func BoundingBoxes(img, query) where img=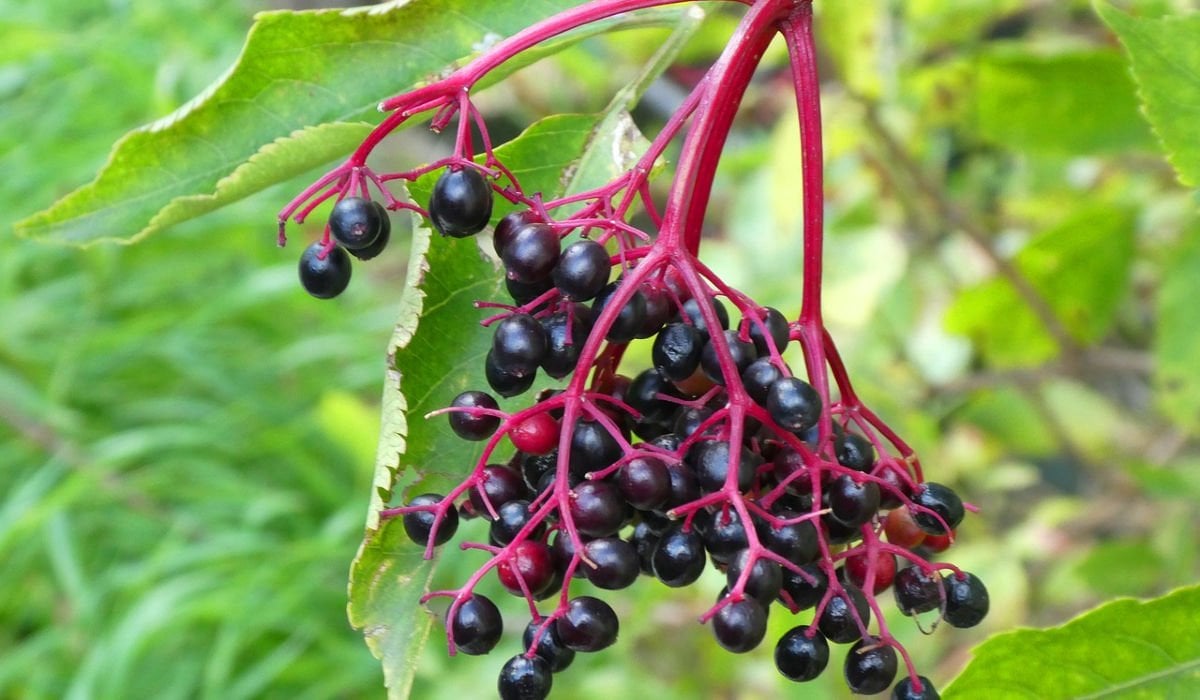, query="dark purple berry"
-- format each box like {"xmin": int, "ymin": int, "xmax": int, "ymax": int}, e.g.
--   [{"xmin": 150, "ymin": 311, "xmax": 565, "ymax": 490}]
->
[
  {"xmin": 910, "ymin": 482, "xmax": 965, "ymax": 535},
  {"xmin": 348, "ymin": 200, "xmax": 392, "ymax": 261},
  {"xmin": 818, "ymin": 584, "xmax": 871, "ymax": 643},
  {"xmin": 653, "ymin": 322, "xmax": 705, "ymax": 382},
  {"xmin": 429, "ymin": 167, "xmax": 493, "ymax": 238},
  {"xmin": 943, "ymin": 571, "xmax": 989, "ymax": 628},
  {"xmin": 680, "ymin": 296, "xmax": 729, "ymax": 339},
  {"xmin": 503, "ymin": 223, "xmax": 560, "ymax": 283},
  {"xmin": 494, "ymin": 210, "xmax": 540, "ymax": 256},
  {"xmin": 766, "ymin": 377, "xmax": 821, "ymax": 434},
  {"xmin": 687, "ymin": 440, "xmax": 759, "ymax": 493},
  {"xmin": 568, "ymin": 481, "xmax": 625, "ymax": 538},
  {"xmin": 781, "ymin": 563, "xmax": 827, "ymax": 610},
  {"xmin": 727, "ymin": 549, "xmax": 783, "ymax": 606},
  {"xmin": 893, "ymin": 566, "xmax": 941, "ymax": 616},
  {"xmin": 775, "ymin": 625, "xmax": 830, "ymax": 682},
  {"xmin": 492, "ymin": 313, "xmax": 548, "ymax": 378},
  {"xmin": 523, "ymin": 619, "xmax": 575, "ymax": 673},
  {"xmin": 835, "ymin": 433, "xmax": 876, "ymax": 472},
  {"xmin": 652, "ymin": 525, "xmax": 706, "ymax": 587},
  {"xmin": 742, "ymin": 357, "xmax": 784, "ymax": 405},
  {"xmin": 497, "ymin": 654, "xmax": 552, "ymax": 700},
  {"xmin": 746, "ymin": 306, "xmax": 790, "ymax": 356},
  {"xmin": 630, "ymin": 520, "xmax": 661, "ymax": 575},
  {"xmin": 569, "ymin": 420, "xmax": 623, "ymax": 477},
  {"xmin": 592, "ymin": 281, "xmax": 646, "ymax": 342},
  {"xmin": 489, "ymin": 500, "xmax": 543, "ymax": 546},
  {"xmin": 617, "ymin": 456, "xmax": 671, "ymax": 511},
  {"xmin": 829, "ymin": 475, "xmax": 881, "ymax": 529},
  {"xmin": 844, "ymin": 638, "xmax": 898, "ymax": 695},
  {"xmin": 450, "ymin": 594, "xmax": 502, "ymax": 655},
  {"xmin": 555, "ymin": 596, "xmax": 619, "ymax": 652},
  {"xmin": 582, "ymin": 537, "xmax": 640, "ymax": 590},
  {"xmin": 712, "ymin": 597, "xmax": 768, "ymax": 653},
  {"xmin": 448, "ymin": 390, "xmax": 501, "ymax": 441},
  {"xmin": 762, "ymin": 511, "xmax": 819, "ymax": 565},
  {"xmin": 636, "ymin": 286, "xmax": 672, "ymax": 339},
  {"xmin": 298, "ymin": 242, "xmax": 352, "ymax": 299},
  {"xmin": 553, "ymin": 239, "xmax": 610, "ymax": 301},
  {"xmin": 892, "ymin": 675, "xmax": 940, "ymax": 700},
  {"xmin": 469, "ymin": 465, "xmax": 527, "ymax": 517},
  {"xmin": 401, "ymin": 493, "xmax": 458, "ymax": 546},
  {"xmin": 485, "ymin": 349, "xmax": 536, "ymax": 398},
  {"xmin": 540, "ymin": 308, "xmax": 590, "ymax": 379},
  {"xmin": 701, "ymin": 510, "xmax": 749, "ymax": 565},
  {"xmin": 329, "ymin": 196, "xmax": 382, "ymax": 250},
  {"xmin": 700, "ymin": 330, "xmax": 757, "ymax": 384}
]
